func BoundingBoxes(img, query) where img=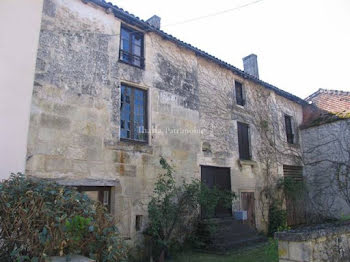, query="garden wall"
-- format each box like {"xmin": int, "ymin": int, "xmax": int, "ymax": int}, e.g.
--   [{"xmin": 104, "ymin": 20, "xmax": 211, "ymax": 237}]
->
[{"xmin": 275, "ymin": 222, "xmax": 350, "ymax": 262}]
